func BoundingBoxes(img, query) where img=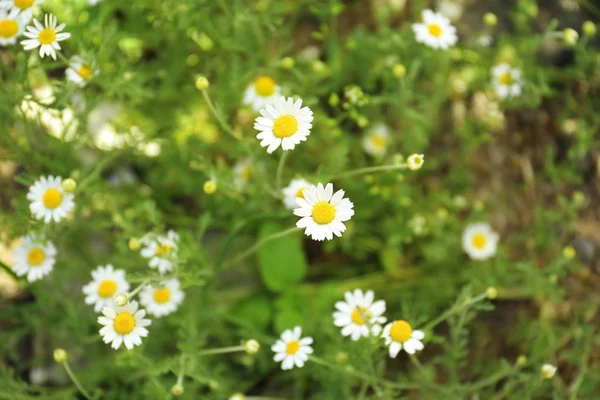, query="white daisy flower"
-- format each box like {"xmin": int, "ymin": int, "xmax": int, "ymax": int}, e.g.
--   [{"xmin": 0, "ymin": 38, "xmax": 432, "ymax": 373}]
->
[
  {"xmin": 362, "ymin": 124, "xmax": 389, "ymax": 157},
  {"xmin": 139, "ymin": 278, "xmax": 184, "ymax": 317},
  {"xmin": 412, "ymin": 9, "xmax": 457, "ymax": 50},
  {"xmin": 243, "ymin": 76, "xmax": 282, "ymax": 112},
  {"xmin": 382, "ymin": 320, "xmax": 425, "ymax": 357},
  {"xmin": 253, "ymin": 96, "xmax": 313, "ymax": 154},
  {"xmin": 0, "ymin": 7, "xmax": 29, "ymax": 46},
  {"xmin": 294, "ymin": 183, "xmax": 354, "ymax": 241},
  {"xmin": 98, "ymin": 301, "xmax": 151, "ymax": 350},
  {"xmin": 21, "ymin": 13, "xmax": 70, "ymax": 60},
  {"xmin": 233, "ymin": 158, "xmax": 255, "ymax": 189},
  {"xmin": 65, "ymin": 56, "xmax": 98, "ymax": 87},
  {"xmin": 271, "ymin": 326, "xmax": 313, "ymax": 370},
  {"xmin": 27, "ymin": 175, "xmax": 75, "ymax": 223},
  {"xmin": 12, "ymin": 234, "xmax": 56, "ymax": 282},
  {"xmin": 282, "ymin": 178, "xmax": 311, "ymax": 210},
  {"xmin": 462, "ymin": 222, "xmax": 499, "ymax": 260},
  {"xmin": 333, "ymin": 289, "xmax": 387, "ymax": 341},
  {"xmin": 82, "ymin": 265, "xmax": 130, "ymax": 313},
  {"xmin": 406, "ymin": 154, "xmax": 424, "ymax": 170},
  {"xmin": 0, "ymin": 0, "xmax": 41, "ymax": 13},
  {"xmin": 541, "ymin": 364, "xmax": 557, "ymax": 379},
  {"xmin": 492, "ymin": 63, "xmax": 523, "ymax": 99},
  {"xmin": 140, "ymin": 230, "xmax": 179, "ymax": 274}
]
